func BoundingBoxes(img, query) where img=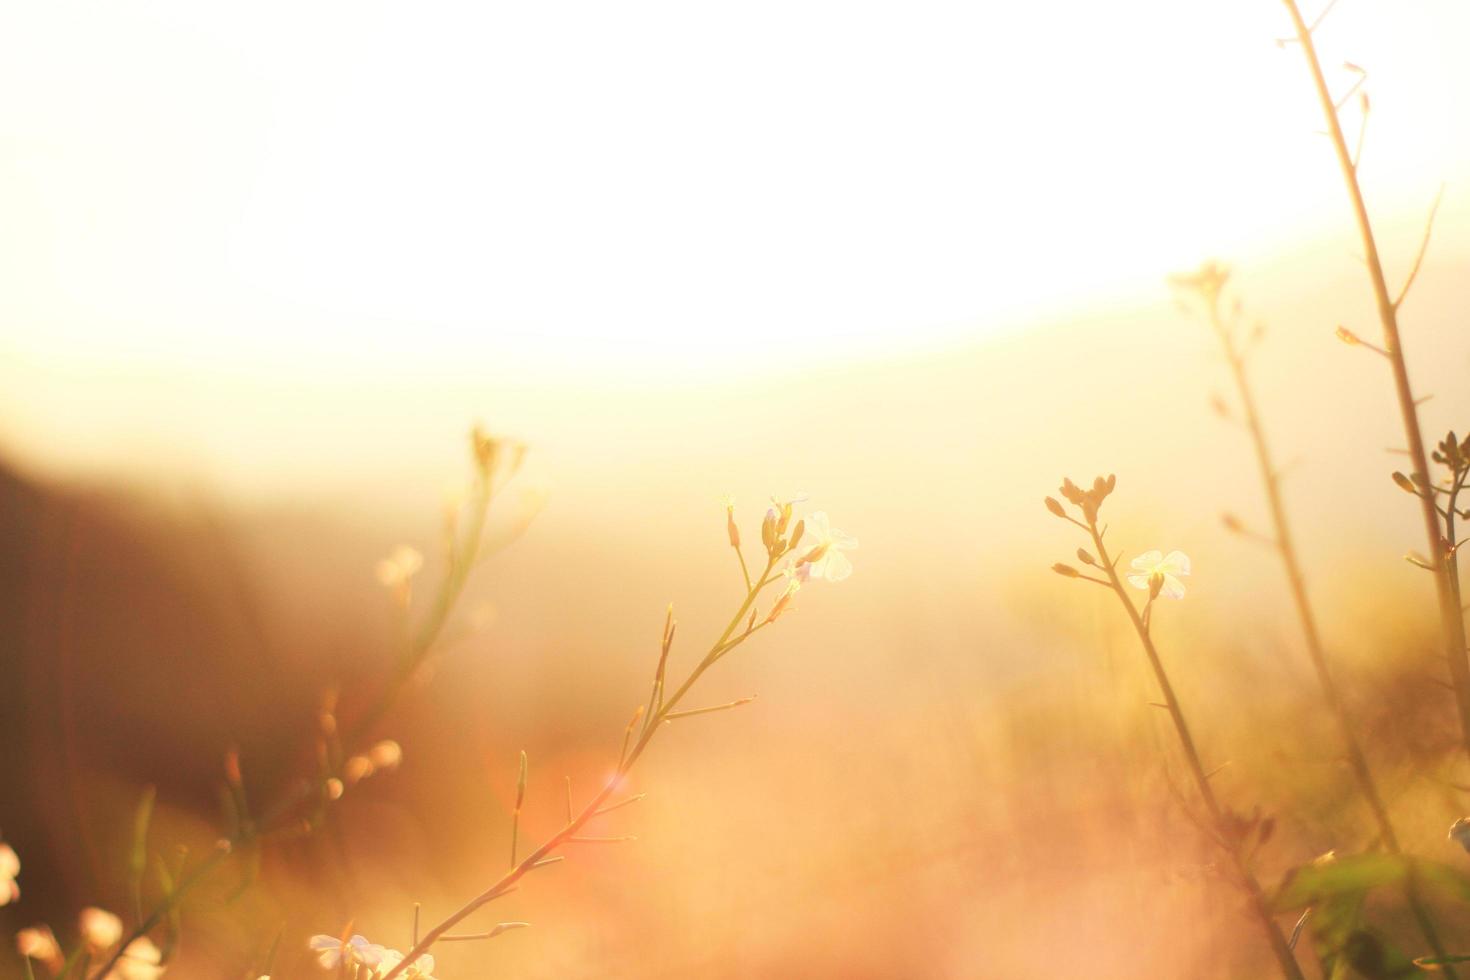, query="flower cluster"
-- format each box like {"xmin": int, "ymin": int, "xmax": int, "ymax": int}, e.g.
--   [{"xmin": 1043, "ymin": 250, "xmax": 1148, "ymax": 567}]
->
[
  {"xmin": 739, "ymin": 495, "xmax": 855, "ymax": 624},
  {"xmin": 1431, "ymin": 429, "xmax": 1470, "ymax": 477},
  {"xmin": 1392, "ymin": 429, "xmax": 1470, "ymax": 570},
  {"xmin": 1168, "ymin": 259, "xmax": 1231, "ymax": 307},
  {"xmin": 1045, "ymin": 475, "xmax": 1190, "ymax": 601},
  {"xmin": 14, "ymin": 906, "xmax": 163, "ymax": 979},
  {"xmin": 310, "ymin": 934, "xmax": 436, "ymax": 978},
  {"xmin": 376, "ymin": 546, "xmax": 425, "ymax": 607},
  {"xmin": 1052, "ymin": 474, "xmax": 1115, "ymax": 525}
]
